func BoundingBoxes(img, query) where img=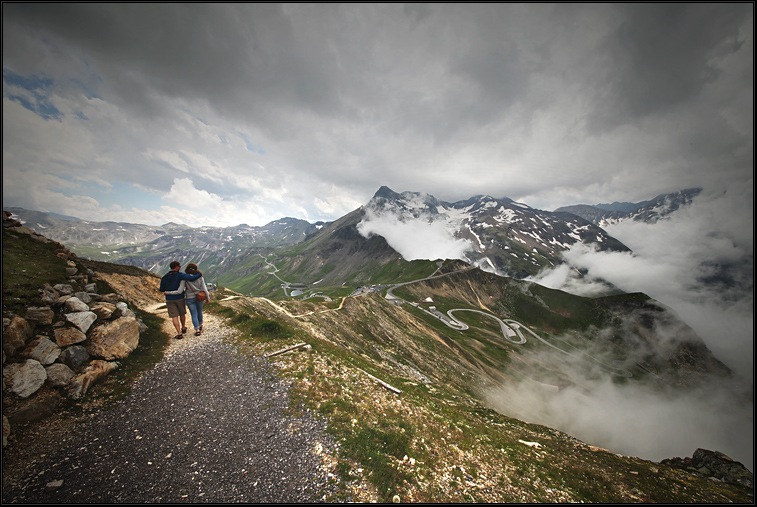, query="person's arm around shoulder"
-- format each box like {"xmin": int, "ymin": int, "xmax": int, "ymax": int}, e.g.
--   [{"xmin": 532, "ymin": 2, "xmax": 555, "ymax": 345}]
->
[
  {"xmin": 178, "ymin": 272, "xmax": 202, "ymax": 282},
  {"xmin": 164, "ymin": 280, "xmax": 186, "ymax": 296}
]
